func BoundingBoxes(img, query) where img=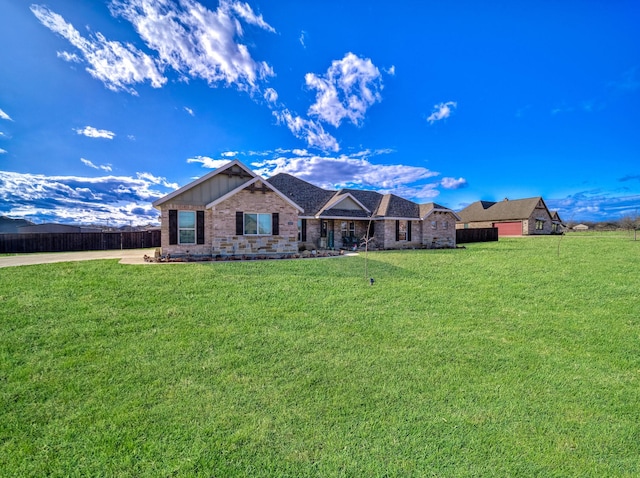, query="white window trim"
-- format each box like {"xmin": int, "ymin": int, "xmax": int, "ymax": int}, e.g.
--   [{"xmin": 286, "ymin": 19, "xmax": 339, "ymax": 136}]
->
[
  {"xmin": 178, "ymin": 210, "xmax": 196, "ymax": 245},
  {"xmin": 244, "ymin": 212, "xmax": 272, "ymax": 235}
]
